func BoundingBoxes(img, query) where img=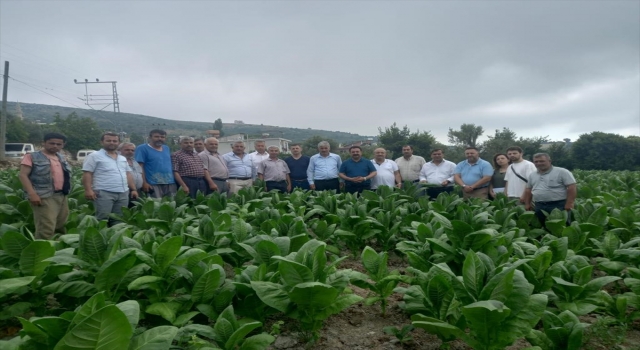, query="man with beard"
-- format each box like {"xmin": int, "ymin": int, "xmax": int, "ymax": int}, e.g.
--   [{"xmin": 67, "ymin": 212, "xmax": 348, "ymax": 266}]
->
[
  {"xmin": 82, "ymin": 132, "xmax": 139, "ymax": 225},
  {"xmin": 135, "ymin": 129, "xmax": 177, "ymax": 199},
  {"xmin": 19, "ymin": 132, "xmax": 72, "ymax": 239},
  {"xmin": 504, "ymin": 146, "xmax": 537, "ymax": 203},
  {"xmin": 194, "ymin": 138, "xmax": 206, "ymax": 154},
  {"xmin": 453, "ymin": 147, "xmax": 493, "ymax": 199},
  {"xmin": 339, "ymin": 146, "xmax": 377, "ymax": 194},
  {"xmin": 395, "ymin": 145, "xmax": 426, "ymax": 183},
  {"xmin": 172, "ymin": 137, "xmax": 216, "ymax": 198},
  {"xmin": 419, "ymin": 148, "xmax": 456, "ymax": 199},
  {"xmin": 284, "ymin": 143, "xmax": 310, "ymax": 191},
  {"xmin": 199, "ymin": 137, "xmax": 229, "ymax": 196}
]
